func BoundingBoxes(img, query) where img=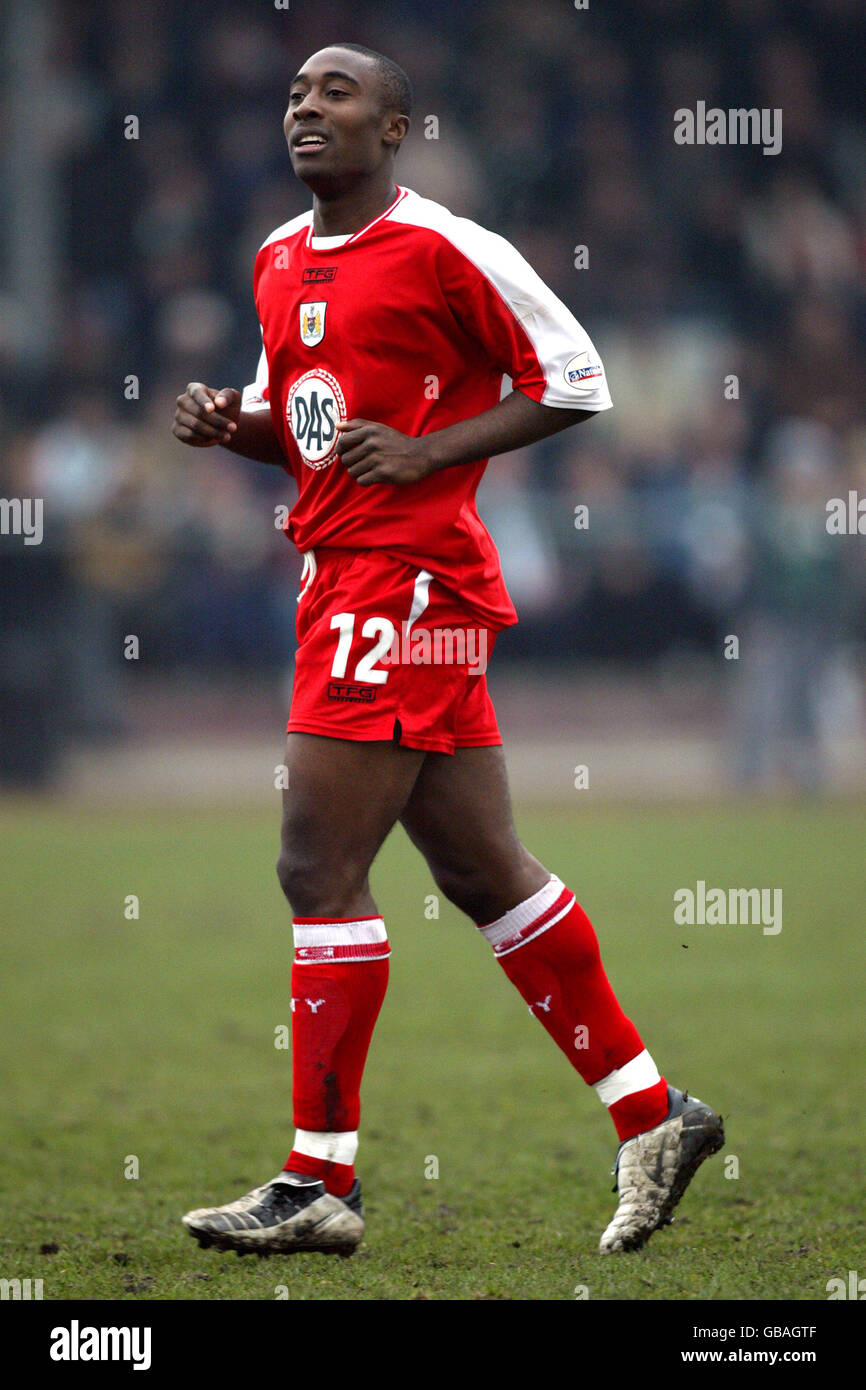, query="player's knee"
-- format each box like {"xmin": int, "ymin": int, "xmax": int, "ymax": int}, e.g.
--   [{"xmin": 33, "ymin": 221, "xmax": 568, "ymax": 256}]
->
[
  {"xmin": 276, "ymin": 849, "xmax": 316, "ymax": 912},
  {"xmin": 276, "ymin": 849, "xmax": 293, "ymax": 902},
  {"xmin": 431, "ymin": 848, "xmax": 549, "ymax": 924},
  {"xmin": 431, "ymin": 861, "xmax": 499, "ymax": 922},
  {"xmin": 275, "ymin": 847, "xmax": 364, "ymax": 917}
]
